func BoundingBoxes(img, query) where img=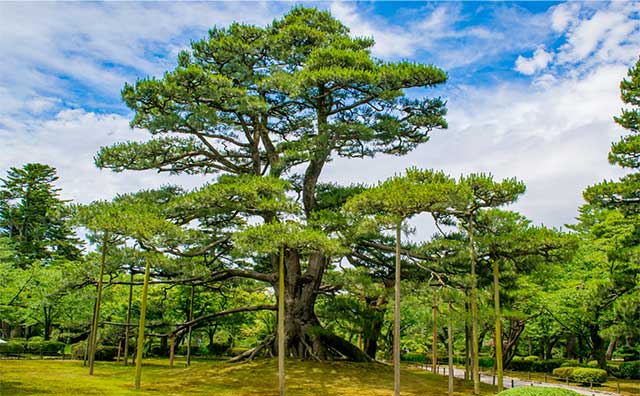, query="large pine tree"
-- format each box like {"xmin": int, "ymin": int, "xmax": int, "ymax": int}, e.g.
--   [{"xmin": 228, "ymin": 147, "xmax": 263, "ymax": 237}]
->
[{"xmin": 96, "ymin": 7, "xmax": 448, "ymax": 359}]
